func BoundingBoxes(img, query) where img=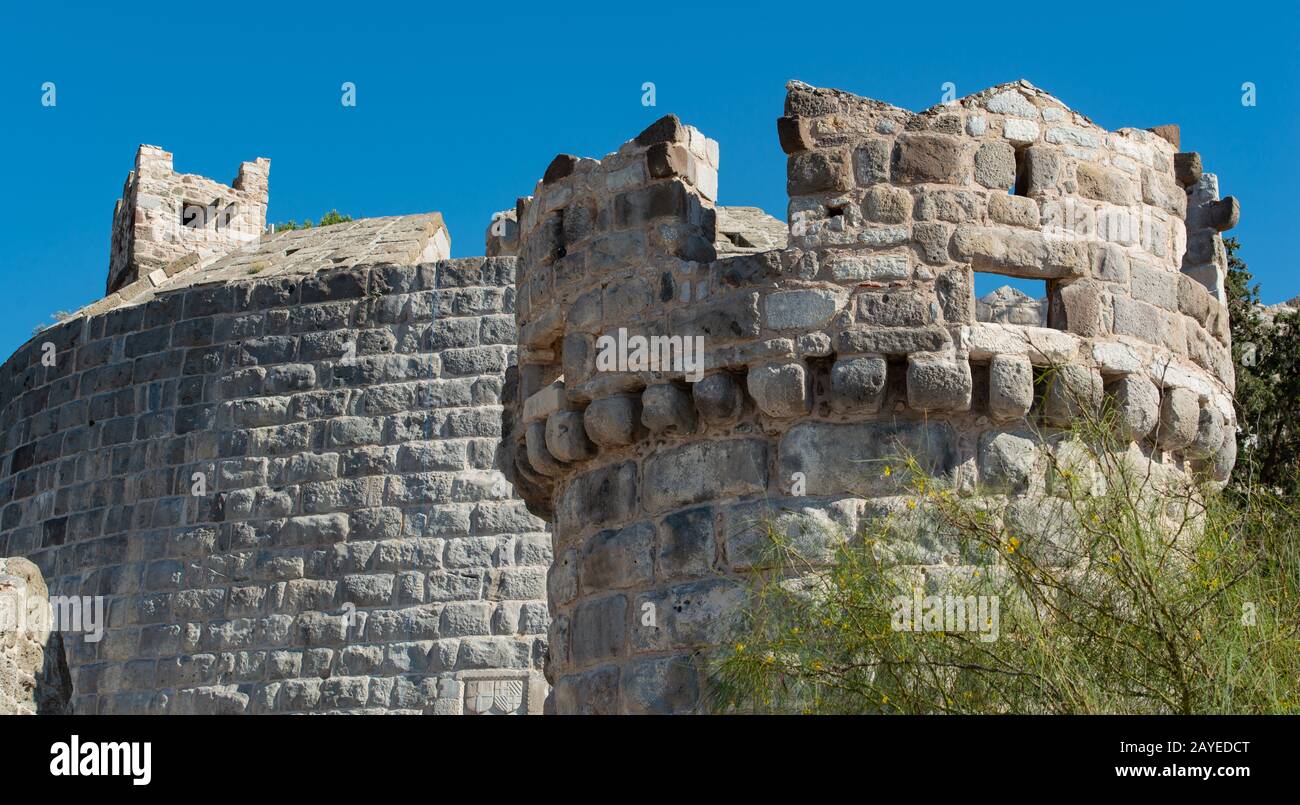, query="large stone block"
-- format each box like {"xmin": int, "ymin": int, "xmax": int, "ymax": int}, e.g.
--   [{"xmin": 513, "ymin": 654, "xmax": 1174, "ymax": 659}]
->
[
  {"xmin": 893, "ymin": 134, "xmax": 968, "ymax": 184},
  {"xmin": 570, "ymin": 594, "xmax": 628, "ymax": 667},
  {"xmin": 583, "ymin": 395, "xmax": 641, "ymax": 447},
  {"xmin": 631, "ymin": 579, "xmax": 745, "ymax": 651},
  {"xmin": 546, "ymin": 410, "xmax": 596, "ymax": 462},
  {"xmin": 642, "ymin": 440, "xmax": 768, "ymax": 514},
  {"xmin": 641, "ymin": 384, "xmax": 698, "ymax": 434},
  {"xmin": 974, "ymin": 141, "xmax": 1016, "ymax": 190},
  {"xmin": 906, "ymin": 355, "xmax": 972, "ymax": 412},
  {"xmin": 777, "ymin": 421, "xmax": 959, "ymax": 497},
  {"xmin": 747, "ymin": 362, "xmax": 810, "ymax": 418},
  {"xmin": 1106, "ymin": 374, "xmax": 1159, "ymax": 442},
  {"xmin": 988, "ymin": 354, "xmax": 1034, "ymax": 420},
  {"xmin": 1155, "ymin": 387, "xmax": 1199, "ymax": 451},
  {"xmin": 557, "ymin": 462, "xmax": 640, "ymax": 532},
  {"xmin": 978, "ymin": 430, "xmax": 1041, "ymax": 494},
  {"xmin": 692, "ymin": 372, "xmax": 744, "ymax": 425},
  {"xmin": 581, "ymin": 522, "xmax": 655, "ymax": 591},
  {"xmin": 1043, "ymin": 364, "xmax": 1103, "ymax": 427},
  {"xmin": 830, "ymin": 355, "xmax": 886, "ymax": 414},
  {"xmin": 787, "ymin": 148, "xmax": 852, "ymax": 195}
]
